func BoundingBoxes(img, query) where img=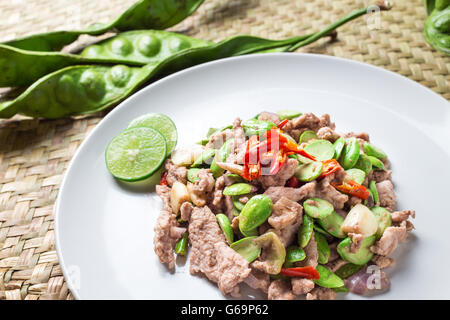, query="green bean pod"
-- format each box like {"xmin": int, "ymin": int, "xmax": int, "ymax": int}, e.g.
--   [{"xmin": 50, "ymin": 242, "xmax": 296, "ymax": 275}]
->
[
  {"xmin": 0, "ymin": 31, "xmax": 210, "ymax": 87},
  {"xmin": 0, "ymin": 64, "xmax": 152, "ymax": 118},
  {"xmin": 424, "ymin": 3, "xmax": 450, "ymax": 55},
  {"xmin": 175, "ymin": 232, "xmax": 189, "ymax": 256},
  {"xmin": 0, "ymin": 3, "xmax": 391, "ymax": 119},
  {"xmin": 298, "ymin": 214, "xmax": 314, "ymax": 248},
  {"xmin": 0, "ymin": 34, "xmax": 325, "ymax": 119},
  {"xmin": 3, "ymin": 0, "xmax": 206, "ymax": 51},
  {"xmin": 315, "ymin": 231, "xmax": 330, "ymax": 264},
  {"xmin": 80, "ymin": 31, "xmax": 211, "ymax": 65},
  {"xmin": 314, "ymin": 265, "xmax": 345, "ymax": 289},
  {"xmin": 239, "ymin": 195, "xmax": 273, "ymax": 235}
]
